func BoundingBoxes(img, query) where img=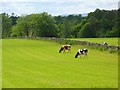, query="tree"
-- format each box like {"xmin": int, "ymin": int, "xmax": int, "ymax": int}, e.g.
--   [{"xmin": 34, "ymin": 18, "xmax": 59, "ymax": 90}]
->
[
  {"xmin": 11, "ymin": 12, "xmax": 58, "ymax": 37},
  {"xmin": 10, "ymin": 13, "xmax": 19, "ymax": 26},
  {"xmin": 11, "ymin": 25, "xmax": 23, "ymax": 37},
  {"xmin": 78, "ymin": 22, "xmax": 97, "ymax": 38},
  {"xmin": 16, "ymin": 16, "xmax": 30, "ymax": 37},
  {"xmin": 77, "ymin": 9, "xmax": 118, "ymax": 38},
  {"xmin": 2, "ymin": 13, "xmax": 12, "ymax": 38},
  {"xmin": 78, "ymin": 16, "xmax": 101, "ymax": 38},
  {"xmin": 54, "ymin": 14, "xmax": 82, "ymax": 38},
  {"xmin": 61, "ymin": 19, "xmax": 71, "ymax": 38},
  {"xmin": 39, "ymin": 12, "xmax": 58, "ymax": 37},
  {"xmin": 74, "ymin": 18, "xmax": 87, "ymax": 37}
]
